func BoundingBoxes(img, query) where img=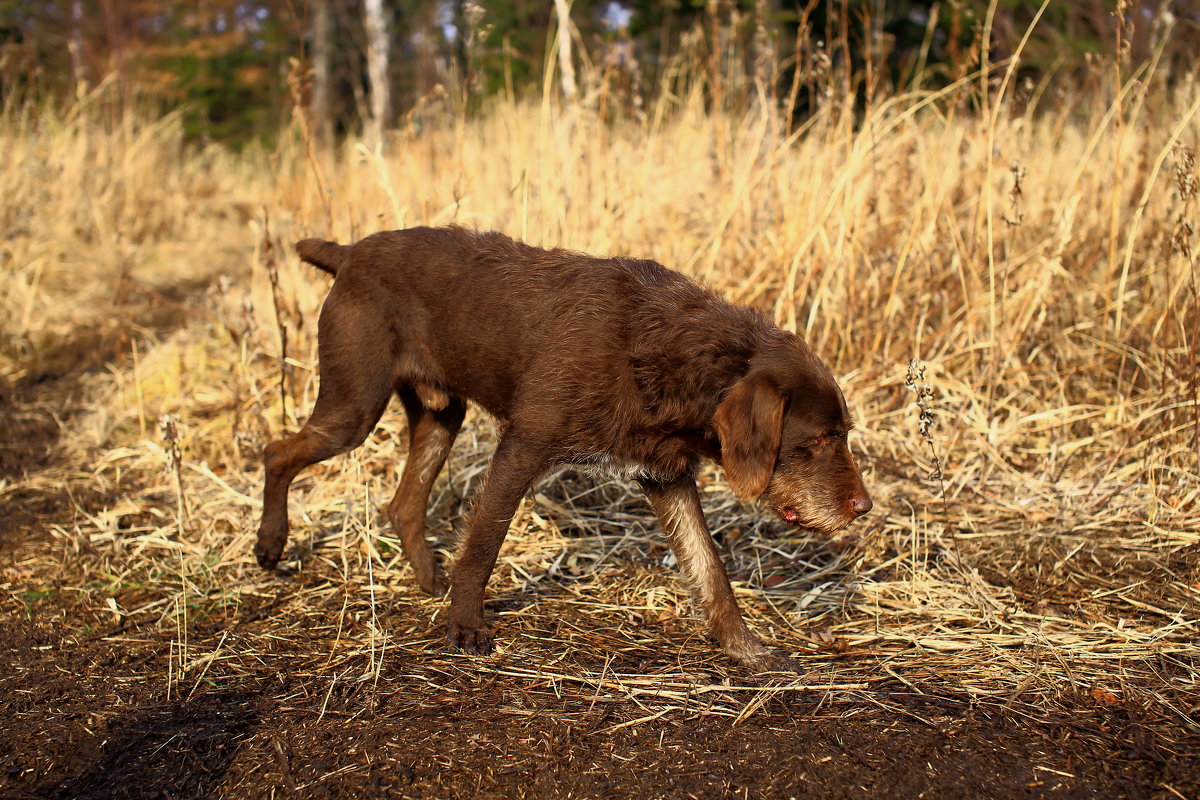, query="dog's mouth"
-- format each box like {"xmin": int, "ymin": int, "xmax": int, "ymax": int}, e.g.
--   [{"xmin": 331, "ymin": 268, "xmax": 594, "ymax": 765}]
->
[
  {"xmin": 774, "ymin": 505, "xmax": 852, "ymax": 535},
  {"xmin": 778, "ymin": 507, "xmax": 804, "ymax": 525}
]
